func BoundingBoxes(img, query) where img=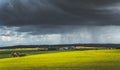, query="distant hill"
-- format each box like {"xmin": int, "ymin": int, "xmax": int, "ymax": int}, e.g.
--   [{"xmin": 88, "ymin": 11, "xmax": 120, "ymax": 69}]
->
[{"xmin": 0, "ymin": 44, "xmax": 120, "ymax": 49}]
